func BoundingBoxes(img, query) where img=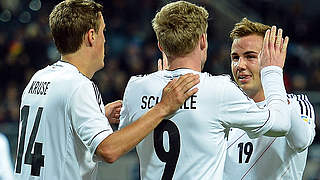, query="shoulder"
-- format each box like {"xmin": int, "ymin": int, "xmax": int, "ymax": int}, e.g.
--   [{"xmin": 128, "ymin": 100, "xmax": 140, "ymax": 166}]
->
[
  {"xmin": 287, "ymin": 93, "xmax": 313, "ymax": 108},
  {"xmin": 287, "ymin": 93, "xmax": 315, "ymax": 121},
  {"xmin": 209, "ymin": 73, "xmax": 249, "ymax": 97},
  {"xmin": 127, "ymin": 71, "xmax": 162, "ymax": 87},
  {"xmin": 0, "ymin": 133, "xmax": 9, "ymax": 147}
]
